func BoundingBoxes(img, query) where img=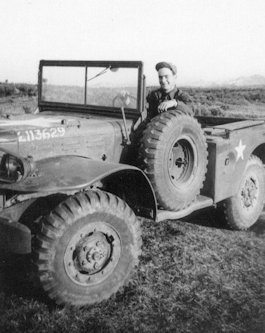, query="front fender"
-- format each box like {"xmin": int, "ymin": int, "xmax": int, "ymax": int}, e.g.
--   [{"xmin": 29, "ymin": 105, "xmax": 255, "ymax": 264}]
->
[{"xmin": 0, "ymin": 155, "xmax": 157, "ymax": 220}]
